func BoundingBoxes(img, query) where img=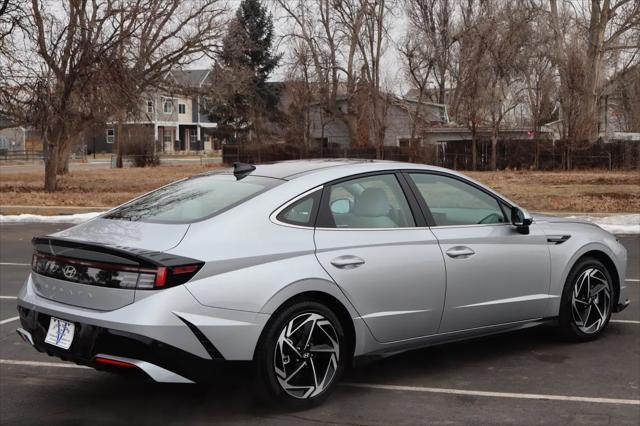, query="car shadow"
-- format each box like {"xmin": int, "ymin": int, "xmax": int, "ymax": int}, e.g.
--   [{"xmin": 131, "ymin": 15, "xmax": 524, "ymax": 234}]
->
[{"xmin": 15, "ymin": 324, "xmax": 593, "ymax": 425}]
